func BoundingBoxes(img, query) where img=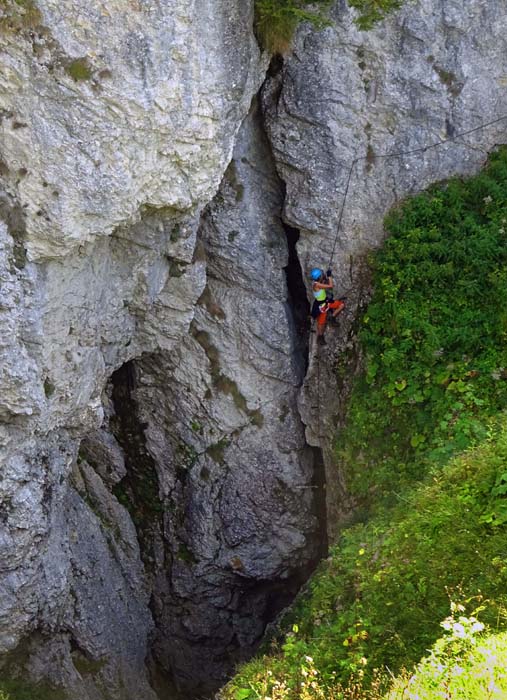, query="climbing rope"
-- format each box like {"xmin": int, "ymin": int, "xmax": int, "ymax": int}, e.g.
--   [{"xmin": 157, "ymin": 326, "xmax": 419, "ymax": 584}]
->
[
  {"xmin": 327, "ymin": 113, "xmax": 507, "ymax": 269},
  {"xmin": 187, "ymin": 114, "xmax": 507, "ymax": 461}
]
